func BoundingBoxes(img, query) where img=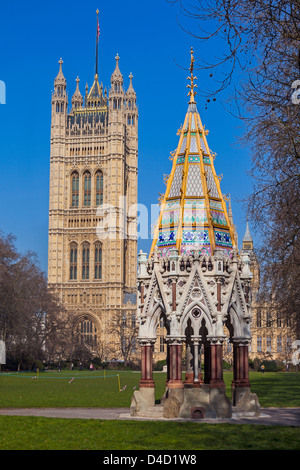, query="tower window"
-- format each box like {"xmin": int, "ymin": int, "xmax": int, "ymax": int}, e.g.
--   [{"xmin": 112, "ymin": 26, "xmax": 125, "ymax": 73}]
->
[
  {"xmin": 277, "ymin": 312, "xmax": 282, "ymax": 327},
  {"xmin": 83, "ymin": 171, "xmax": 91, "ymax": 207},
  {"xmin": 82, "ymin": 243, "xmax": 90, "ymax": 280},
  {"xmin": 94, "ymin": 242, "xmax": 102, "ymax": 280},
  {"xmin": 277, "ymin": 336, "xmax": 282, "ymax": 352},
  {"xmin": 70, "ymin": 243, "xmax": 78, "ymax": 280},
  {"xmin": 256, "ymin": 309, "xmax": 261, "ymax": 328},
  {"xmin": 257, "ymin": 336, "xmax": 262, "ymax": 352},
  {"xmin": 96, "ymin": 170, "xmax": 103, "ymax": 206},
  {"xmin": 79, "ymin": 319, "xmax": 97, "ymax": 348},
  {"xmin": 71, "ymin": 172, "xmax": 79, "ymax": 207}
]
